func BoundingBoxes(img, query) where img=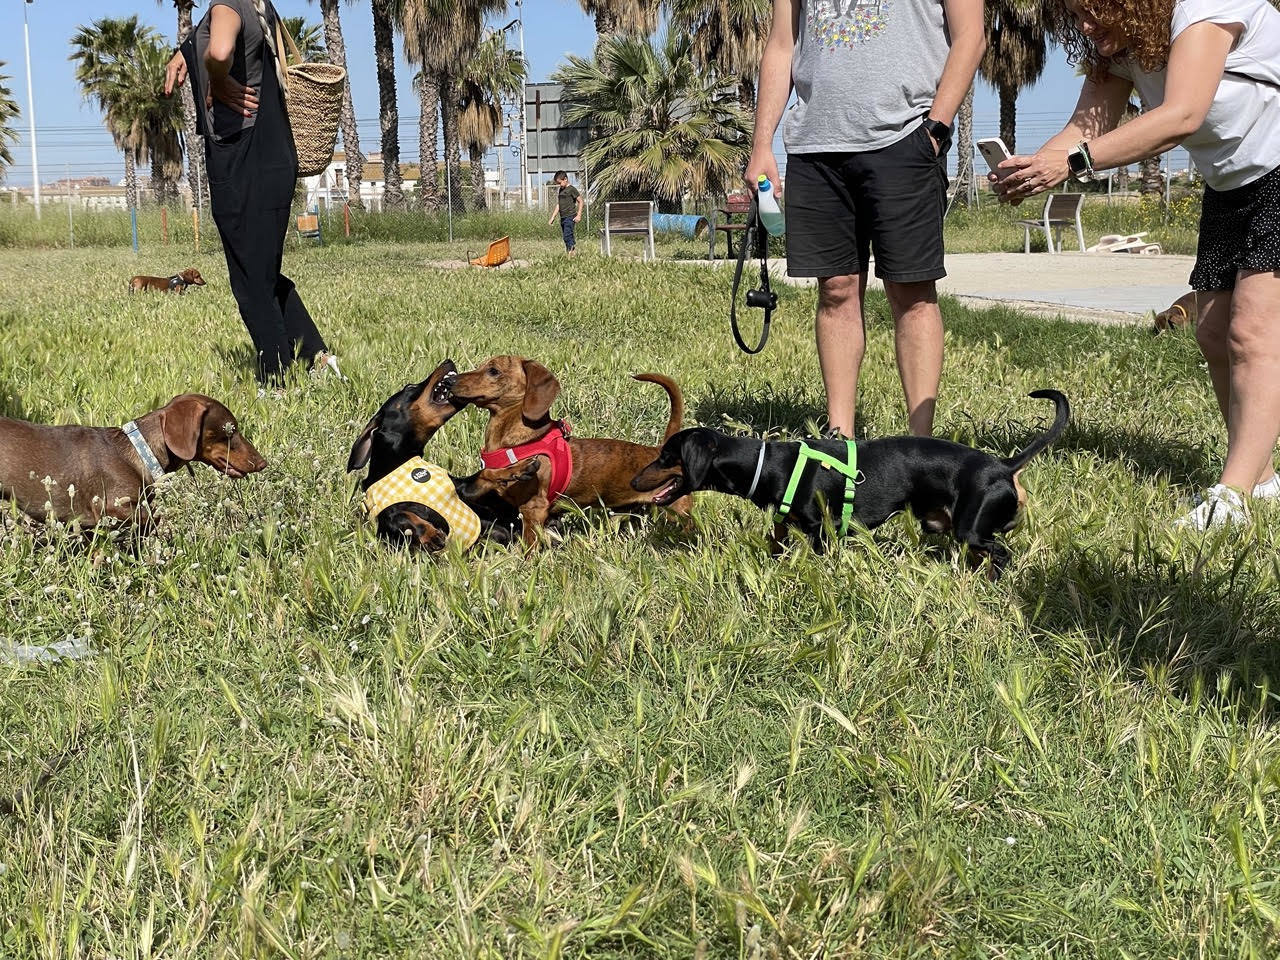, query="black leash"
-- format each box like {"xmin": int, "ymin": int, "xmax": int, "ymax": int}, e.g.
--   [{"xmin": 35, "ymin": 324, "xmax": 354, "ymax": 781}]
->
[{"xmin": 729, "ymin": 196, "xmax": 777, "ymax": 355}]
